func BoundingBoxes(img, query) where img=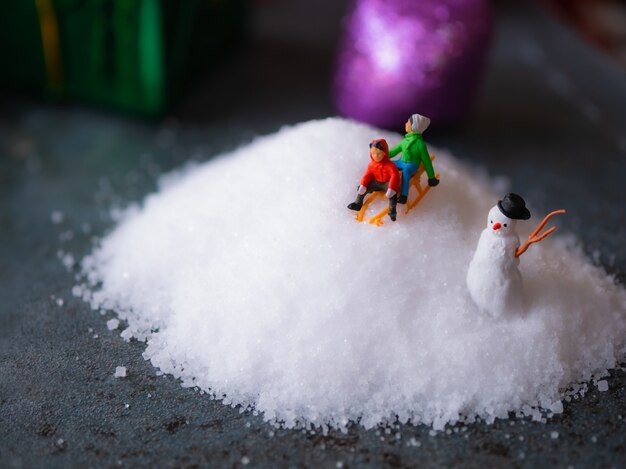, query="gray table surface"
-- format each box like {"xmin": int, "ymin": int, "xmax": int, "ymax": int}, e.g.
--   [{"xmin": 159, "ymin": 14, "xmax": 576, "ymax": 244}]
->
[{"xmin": 1, "ymin": 2, "xmax": 625, "ymax": 467}]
